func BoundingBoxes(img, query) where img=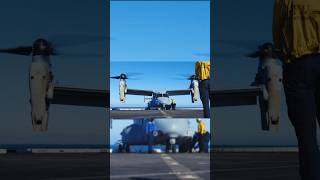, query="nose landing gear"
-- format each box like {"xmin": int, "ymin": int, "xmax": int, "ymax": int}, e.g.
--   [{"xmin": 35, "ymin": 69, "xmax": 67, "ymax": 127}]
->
[{"xmin": 166, "ymin": 138, "xmax": 177, "ymax": 153}]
